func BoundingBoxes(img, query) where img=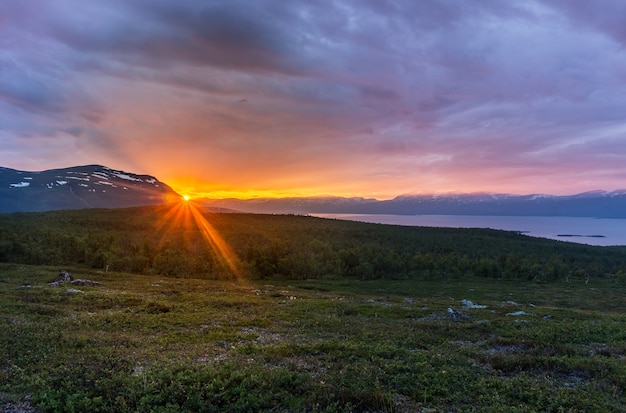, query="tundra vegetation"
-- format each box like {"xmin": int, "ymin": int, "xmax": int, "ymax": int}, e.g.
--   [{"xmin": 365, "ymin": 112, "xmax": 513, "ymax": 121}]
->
[{"xmin": 1, "ymin": 206, "xmax": 626, "ymax": 412}]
